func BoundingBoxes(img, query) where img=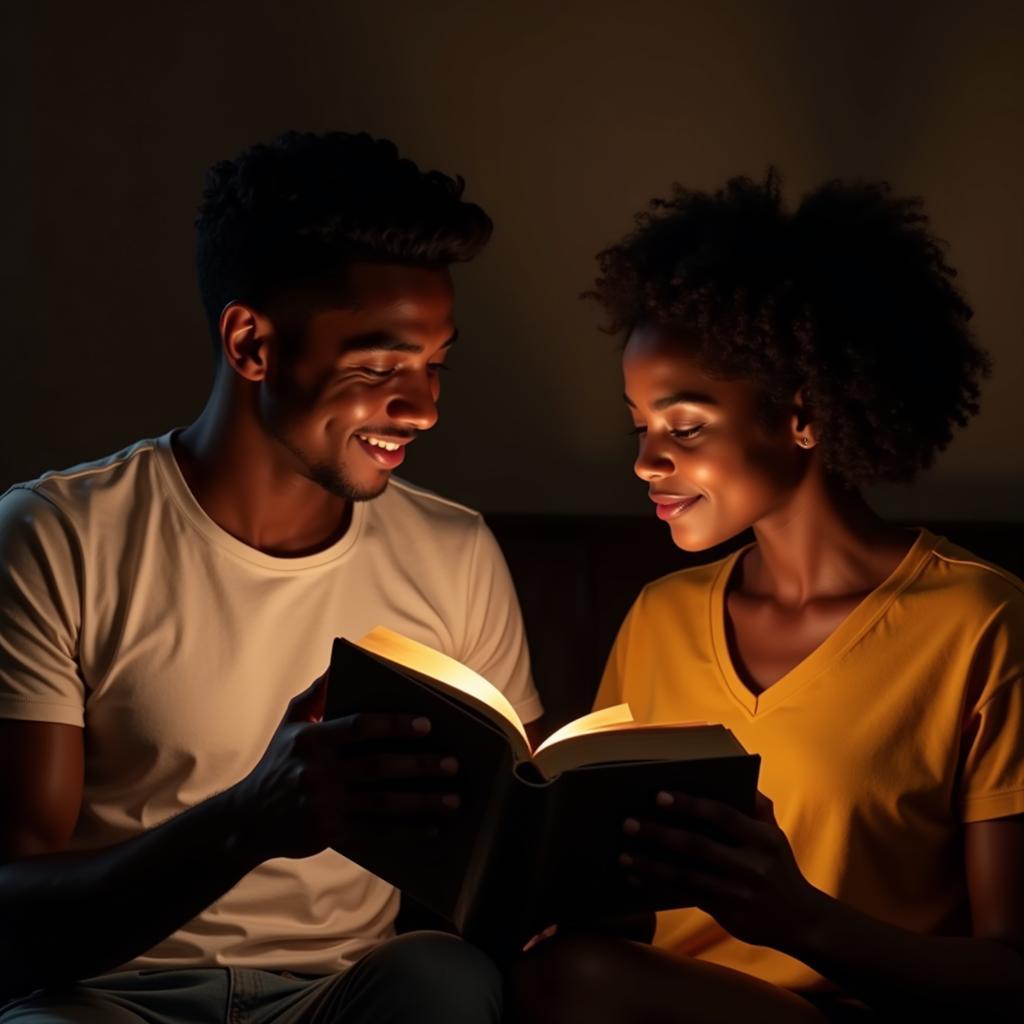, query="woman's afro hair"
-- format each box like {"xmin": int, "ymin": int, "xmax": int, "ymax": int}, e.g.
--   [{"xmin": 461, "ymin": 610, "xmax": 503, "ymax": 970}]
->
[{"xmin": 587, "ymin": 170, "xmax": 990, "ymax": 486}]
